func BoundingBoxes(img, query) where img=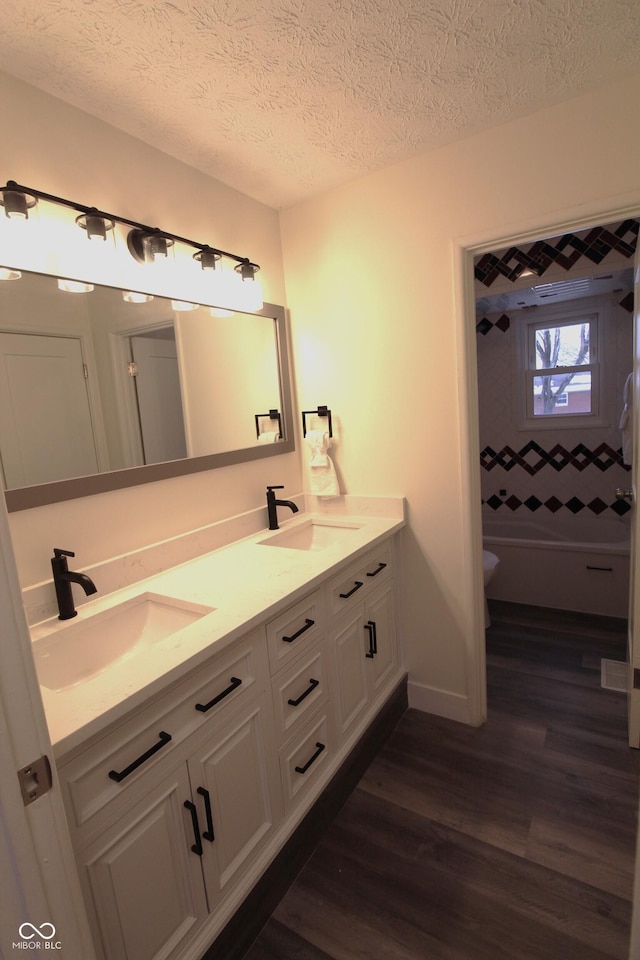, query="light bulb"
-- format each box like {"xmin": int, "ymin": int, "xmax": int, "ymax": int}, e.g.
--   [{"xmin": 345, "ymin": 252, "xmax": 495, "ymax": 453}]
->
[
  {"xmin": 76, "ymin": 210, "xmax": 115, "ymax": 242},
  {"xmin": 0, "ymin": 267, "xmax": 21, "ymax": 281},
  {"xmin": 57, "ymin": 278, "xmax": 94, "ymax": 293},
  {"xmin": 1, "ymin": 187, "xmax": 37, "ymax": 220},
  {"xmin": 171, "ymin": 299, "xmax": 199, "ymax": 312},
  {"xmin": 122, "ymin": 290, "xmax": 154, "ymax": 304}
]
